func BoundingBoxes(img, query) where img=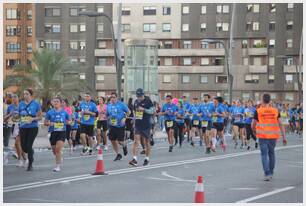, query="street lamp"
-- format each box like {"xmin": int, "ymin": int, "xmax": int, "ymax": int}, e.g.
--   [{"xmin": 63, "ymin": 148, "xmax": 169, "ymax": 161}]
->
[
  {"xmin": 201, "ymin": 39, "xmax": 233, "ymax": 103},
  {"xmin": 276, "ymin": 55, "xmax": 302, "ymax": 103},
  {"xmin": 79, "ymin": 10, "xmax": 122, "ymax": 99}
]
